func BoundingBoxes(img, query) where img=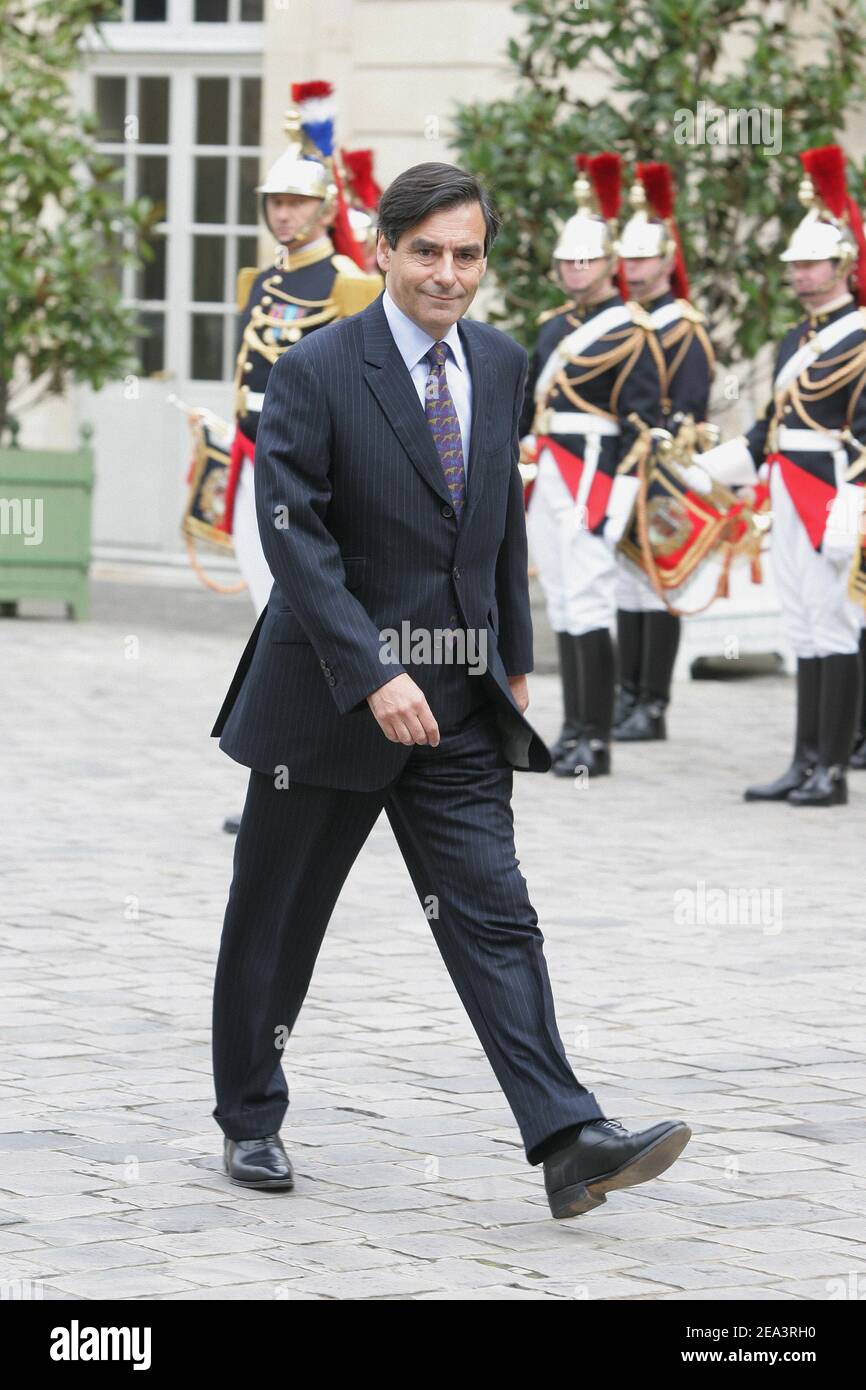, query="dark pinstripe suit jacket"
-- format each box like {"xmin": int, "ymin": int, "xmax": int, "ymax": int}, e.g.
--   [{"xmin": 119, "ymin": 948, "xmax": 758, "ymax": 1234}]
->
[{"xmin": 212, "ymin": 290, "xmax": 552, "ymax": 790}]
